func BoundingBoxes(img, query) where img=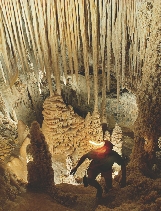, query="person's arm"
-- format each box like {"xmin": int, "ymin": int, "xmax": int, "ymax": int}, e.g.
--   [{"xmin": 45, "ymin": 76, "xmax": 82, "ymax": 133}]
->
[
  {"xmin": 120, "ymin": 163, "xmax": 126, "ymax": 187},
  {"xmin": 70, "ymin": 154, "xmax": 88, "ymax": 175}
]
